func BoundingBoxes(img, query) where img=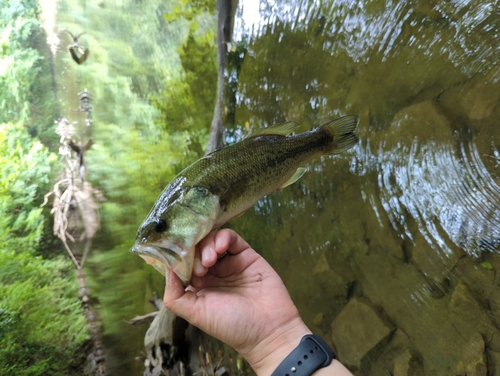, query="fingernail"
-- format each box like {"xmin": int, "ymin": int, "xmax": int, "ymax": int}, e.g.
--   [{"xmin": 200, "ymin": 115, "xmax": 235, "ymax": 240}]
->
[
  {"xmin": 215, "ymin": 233, "xmax": 223, "ymax": 252},
  {"xmin": 202, "ymin": 246, "xmax": 212, "ymax": 265},
  {"xmin": 164, "ymin": 269, "xmax": 183, "ymax": 304},
  {"xmin": 193, "ymin": 256, "xmax": 205, "ymax": 276}
]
